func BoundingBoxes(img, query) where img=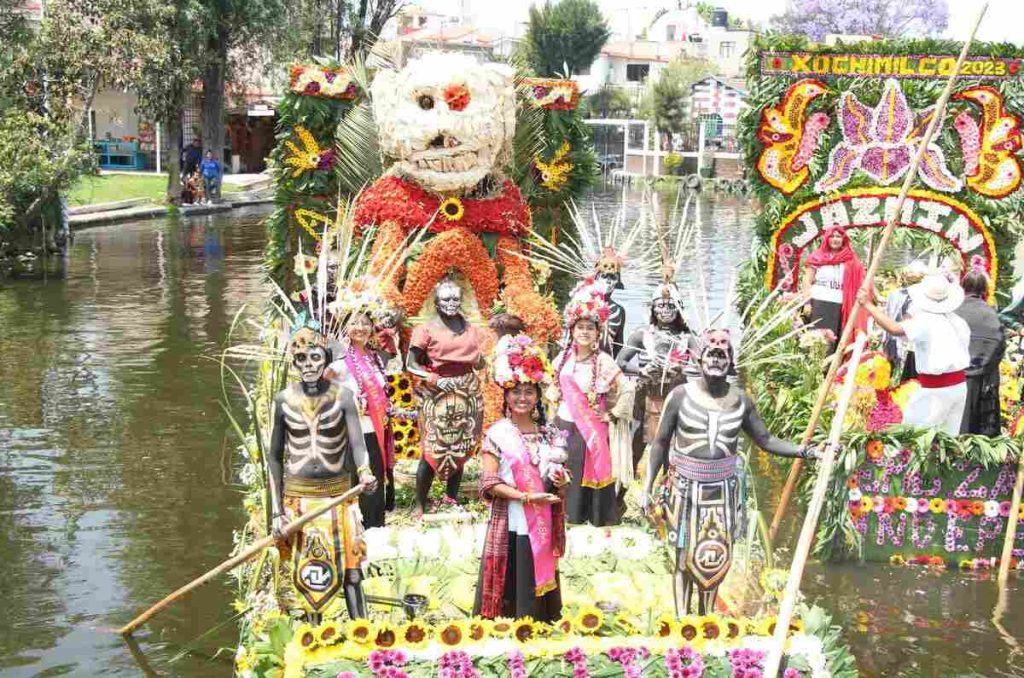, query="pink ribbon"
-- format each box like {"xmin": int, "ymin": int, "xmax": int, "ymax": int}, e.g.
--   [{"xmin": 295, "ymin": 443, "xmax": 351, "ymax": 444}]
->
[
  {"xmin": 488, "ymin": 420, "xmax": 557, "ymax": 596},
  {"xmin": 345, "ymin": 348, "xmax": 394, "ymax": 468},
  {"xmin": 559, "ymin": 367, "xmax": 612, "ymax": 489}
]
